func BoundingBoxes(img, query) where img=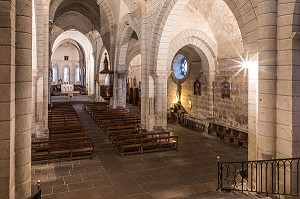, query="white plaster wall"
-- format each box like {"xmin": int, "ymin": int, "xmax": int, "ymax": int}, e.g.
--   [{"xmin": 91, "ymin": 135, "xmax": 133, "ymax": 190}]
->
[{"xmin": 52, "ymin": 43, "xmax": 79, "ymax": 61}]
